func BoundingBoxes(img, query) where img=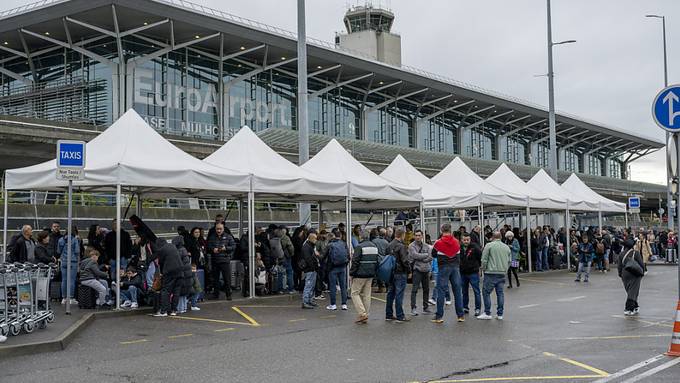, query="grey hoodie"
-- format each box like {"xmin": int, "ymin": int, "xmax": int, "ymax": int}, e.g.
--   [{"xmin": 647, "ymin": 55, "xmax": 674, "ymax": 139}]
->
[{"xmin": 408, "ymin": 240, "xmax": 432, "ymax": 273}]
